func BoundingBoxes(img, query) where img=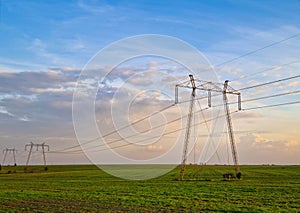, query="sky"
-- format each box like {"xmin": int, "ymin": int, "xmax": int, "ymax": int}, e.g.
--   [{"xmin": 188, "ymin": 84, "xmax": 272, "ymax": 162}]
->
[{"xmin": 0, "ymin": 0, "xmax": 300, "ymax": 166}]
